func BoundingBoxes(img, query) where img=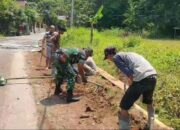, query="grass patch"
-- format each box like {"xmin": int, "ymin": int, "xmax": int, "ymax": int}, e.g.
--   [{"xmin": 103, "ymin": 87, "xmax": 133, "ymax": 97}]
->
[
  {"xmin": 0, "ymin": 34, "xmax": 4, "ymax": 40},
  {"xmin": 61, "ymin": 27, "xmax": 180, "ymax": 129}
]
